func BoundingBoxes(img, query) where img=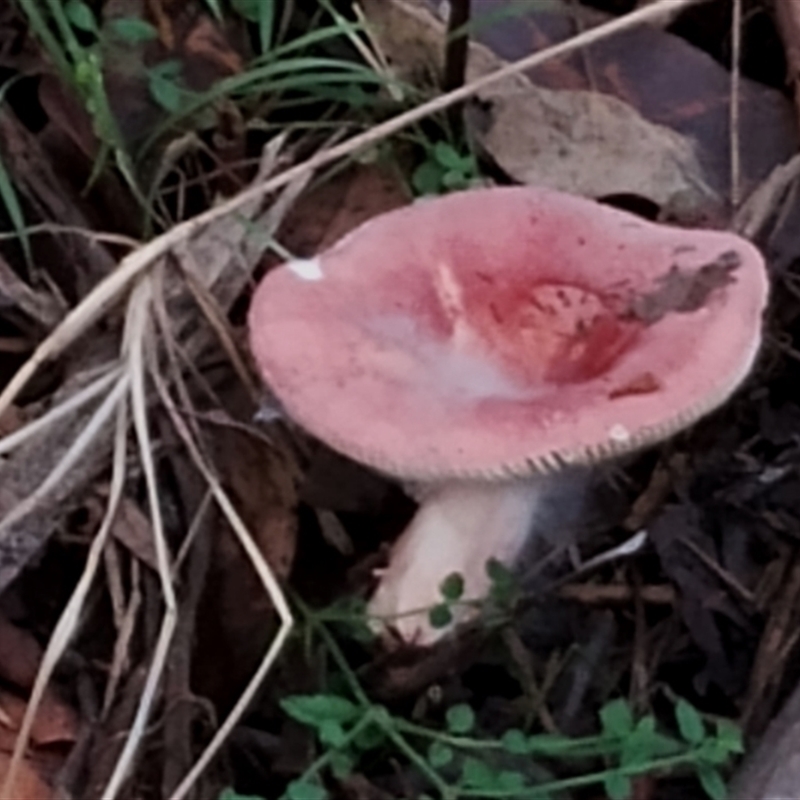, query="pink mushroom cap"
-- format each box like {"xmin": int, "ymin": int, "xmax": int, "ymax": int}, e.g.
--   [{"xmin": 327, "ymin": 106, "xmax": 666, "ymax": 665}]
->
[{"xmin": 248, "ymin": 186, "xmax": 768, "ymax": 481}]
